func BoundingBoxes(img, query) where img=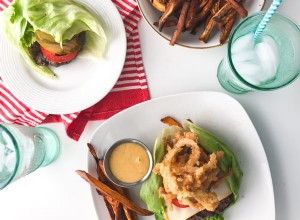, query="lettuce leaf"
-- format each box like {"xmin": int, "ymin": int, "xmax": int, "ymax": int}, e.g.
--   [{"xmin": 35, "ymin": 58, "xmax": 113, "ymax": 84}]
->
[
  {"xmin": 203, "ymin": 215, "xmax": 224, "ymax": 220},
  {"xmin": 140, "ymin": 120, "xmax": 243, "ymax": 219},
  {"xmin": 140, "ymin": 137, "xmax": 166, "ymax": 220},
  {"xmin": 186, "ymin": 121, "xmax": 243, "ymax": 202},
  {"xmin": 1, "ymin": 0, "xmax": 107, "ymax": 78}
]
